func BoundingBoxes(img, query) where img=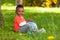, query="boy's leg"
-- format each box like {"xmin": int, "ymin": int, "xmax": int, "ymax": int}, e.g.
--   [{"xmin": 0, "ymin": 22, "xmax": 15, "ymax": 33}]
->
[
  {"xmin": 35, "ymin": 28, "xmax": 46, "ymax": 33},
  {"xmin": 18, "ymin": 23, "xmax": 45, "ymax": 33},
  {"xmin": 18, "ymin": 24, "xmax": 32, "ymax": 33}
]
